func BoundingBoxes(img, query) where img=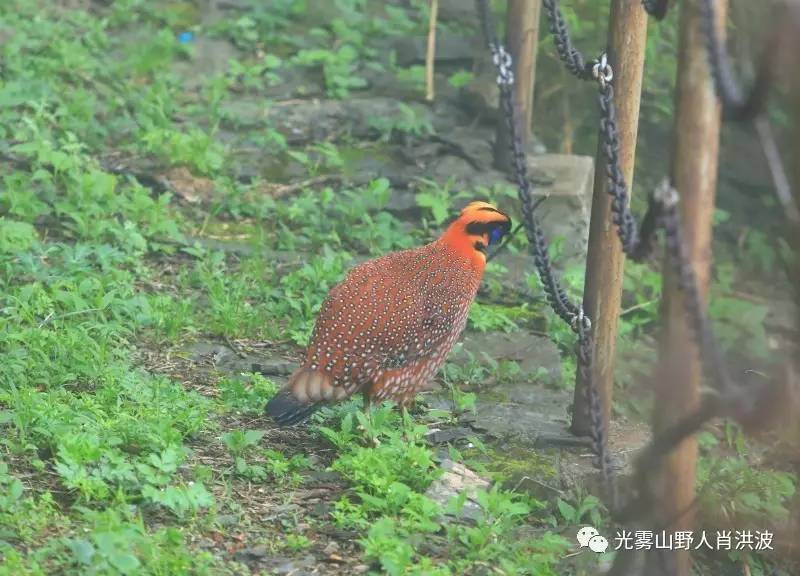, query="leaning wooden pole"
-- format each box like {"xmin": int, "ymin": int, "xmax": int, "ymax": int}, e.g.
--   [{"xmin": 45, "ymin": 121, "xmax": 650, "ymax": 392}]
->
[
  {"xmin": 649, "ymin": 1, "xmax": 727, "ymax": 574},
  {"xmin": 494, "ymin": 0, "xmax": 541, "ymax": 171},
  {"xmin": 571, "ymin": 1, "xmax": 648, "ymax": 435},
  {"xmin": 790, "ymin": 4, "xmax": 800, "ymax": 562},
  {"xmin": 791, "ymin": 3, "xmax": 800, "ymax": 489}
]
